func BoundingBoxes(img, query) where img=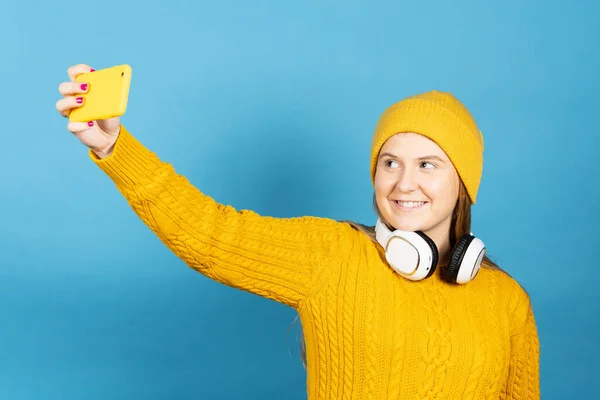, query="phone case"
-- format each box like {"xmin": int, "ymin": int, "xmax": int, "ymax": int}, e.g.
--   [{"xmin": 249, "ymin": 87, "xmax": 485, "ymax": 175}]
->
[{"xmin": 69, "ymin": 64, "xmax": 132, "ymax": 123}]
